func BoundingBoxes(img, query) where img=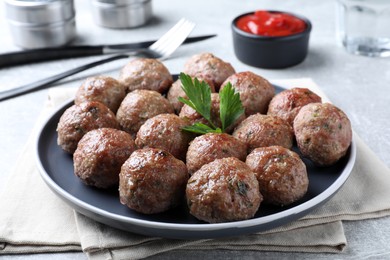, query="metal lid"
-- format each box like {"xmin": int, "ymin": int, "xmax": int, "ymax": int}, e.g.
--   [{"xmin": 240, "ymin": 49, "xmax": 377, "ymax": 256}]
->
[
  {"xmin": 93, "ymin": 0, "xmax": 150, "ymax": 5},
  {"xmin": 91, "ymin": 0, "xmax": 152, "ymax": 28},
  {"xmin": 5, "ymin": 0, "xmax": 75, "ymax": 25}
]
